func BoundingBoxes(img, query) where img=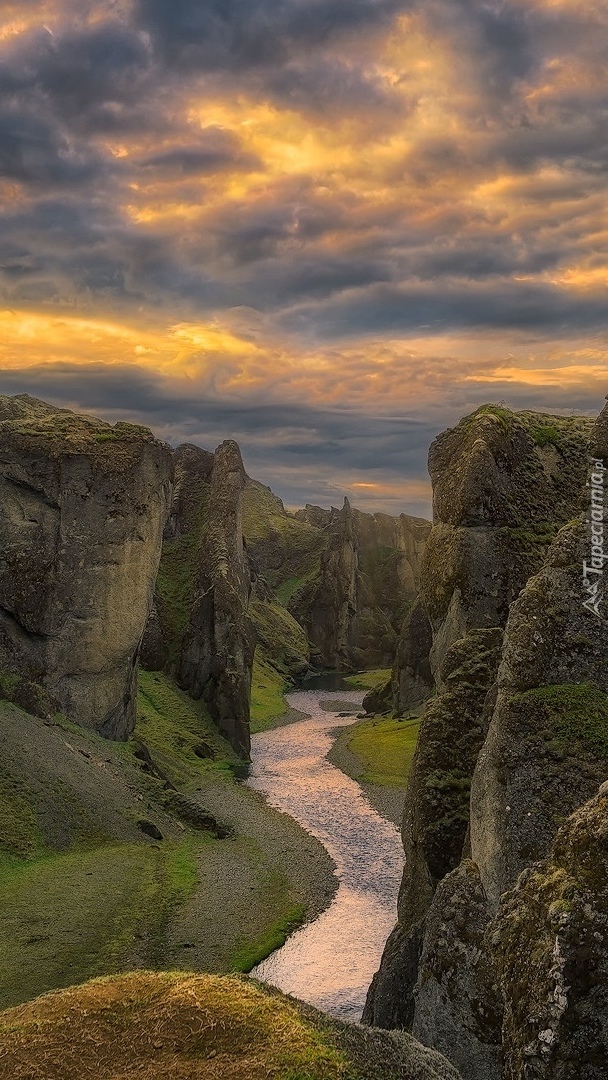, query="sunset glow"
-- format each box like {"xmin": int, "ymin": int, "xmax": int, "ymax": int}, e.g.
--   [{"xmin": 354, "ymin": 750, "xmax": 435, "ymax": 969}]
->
[{"xmin": 1, "ymin": 0, "xmax": 606, "ymax": 513}]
